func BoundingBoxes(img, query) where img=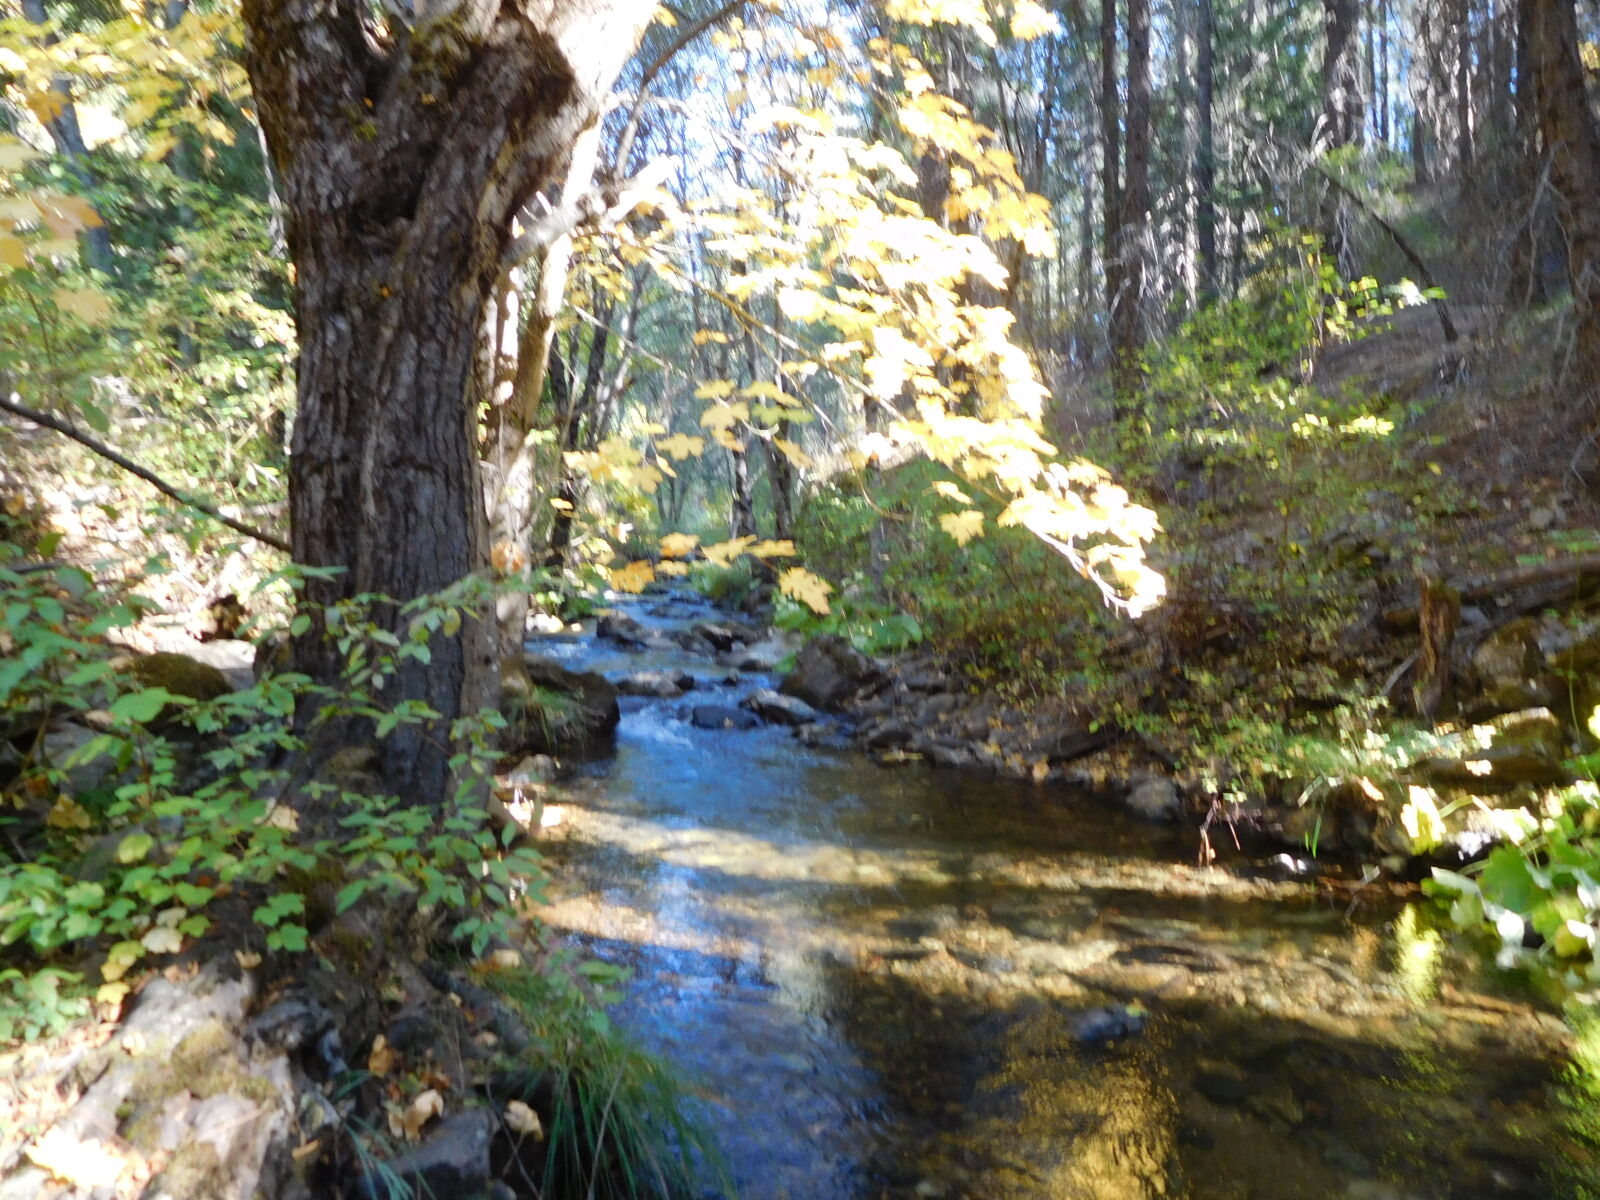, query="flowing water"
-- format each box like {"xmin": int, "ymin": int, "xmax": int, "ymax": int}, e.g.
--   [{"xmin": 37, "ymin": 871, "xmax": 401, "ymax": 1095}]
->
[{"xmin": 531, "ymin": 590, "xmax": 1598, "ymax": 1200}]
